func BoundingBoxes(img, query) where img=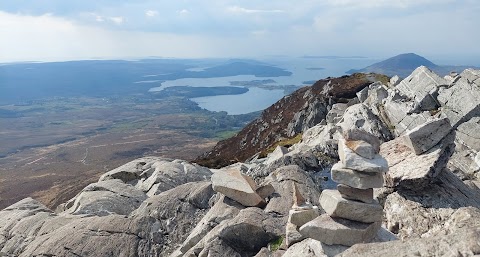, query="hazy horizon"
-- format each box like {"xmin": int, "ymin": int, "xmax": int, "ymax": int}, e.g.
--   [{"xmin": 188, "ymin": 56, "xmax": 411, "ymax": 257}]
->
[{"xmin": 1, "ymin": 1, "xmax": 479, "ymax": 65}]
